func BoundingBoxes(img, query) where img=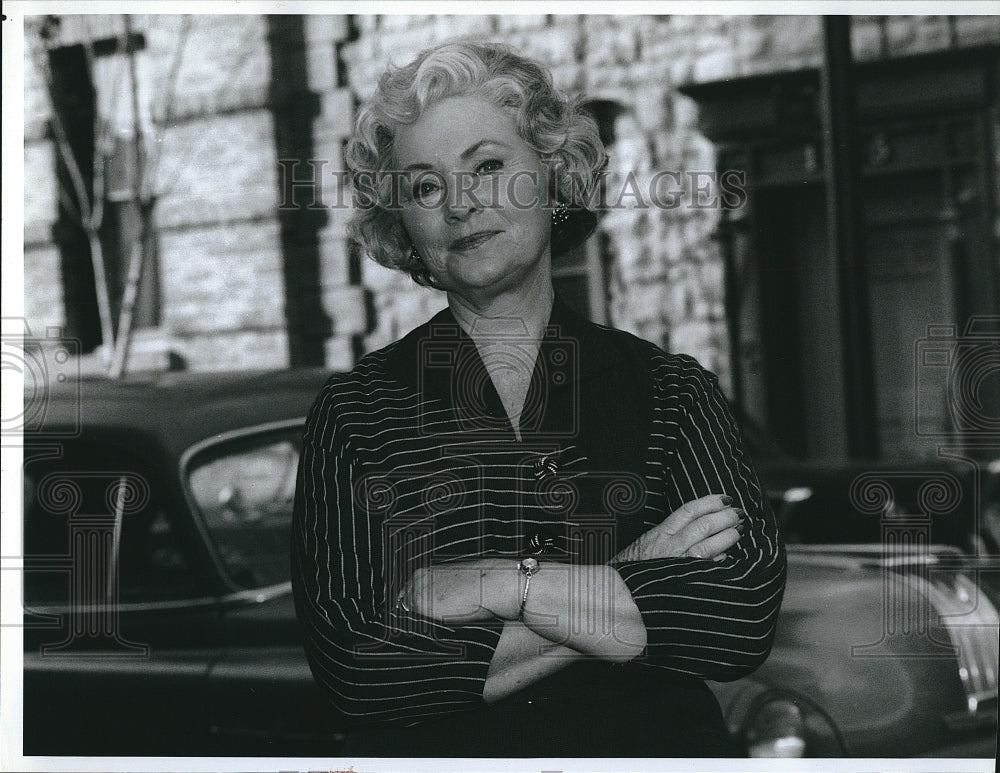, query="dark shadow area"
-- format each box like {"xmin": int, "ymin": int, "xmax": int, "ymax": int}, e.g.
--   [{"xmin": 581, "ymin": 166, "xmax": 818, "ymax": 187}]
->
[
  {"xmin": 47, "ymin": 42, "xmax": 101, "ymax": 352},
  {"xmin": 268, "ymin": 15, "xmax": 331, "ymax": 367}
]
